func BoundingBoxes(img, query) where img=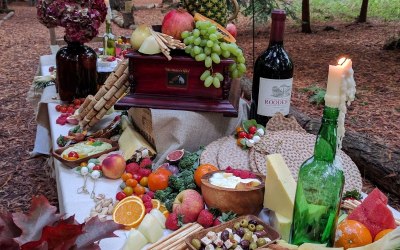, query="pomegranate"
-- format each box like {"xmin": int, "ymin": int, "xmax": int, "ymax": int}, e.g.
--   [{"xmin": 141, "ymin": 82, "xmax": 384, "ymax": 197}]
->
[{"xmin": 162, "ymin": 8, "xmax": 194, "ymax": 40}]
